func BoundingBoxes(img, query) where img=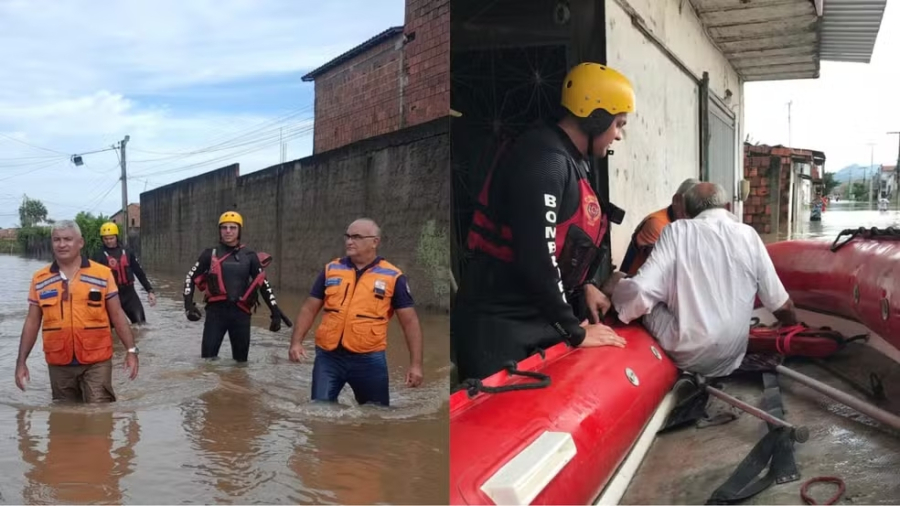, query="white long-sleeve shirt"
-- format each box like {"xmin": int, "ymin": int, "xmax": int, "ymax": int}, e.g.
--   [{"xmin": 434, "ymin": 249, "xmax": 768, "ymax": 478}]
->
[{"xmin": 611, "ymin": 208, "xmax": 790, "ymax": 377}]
